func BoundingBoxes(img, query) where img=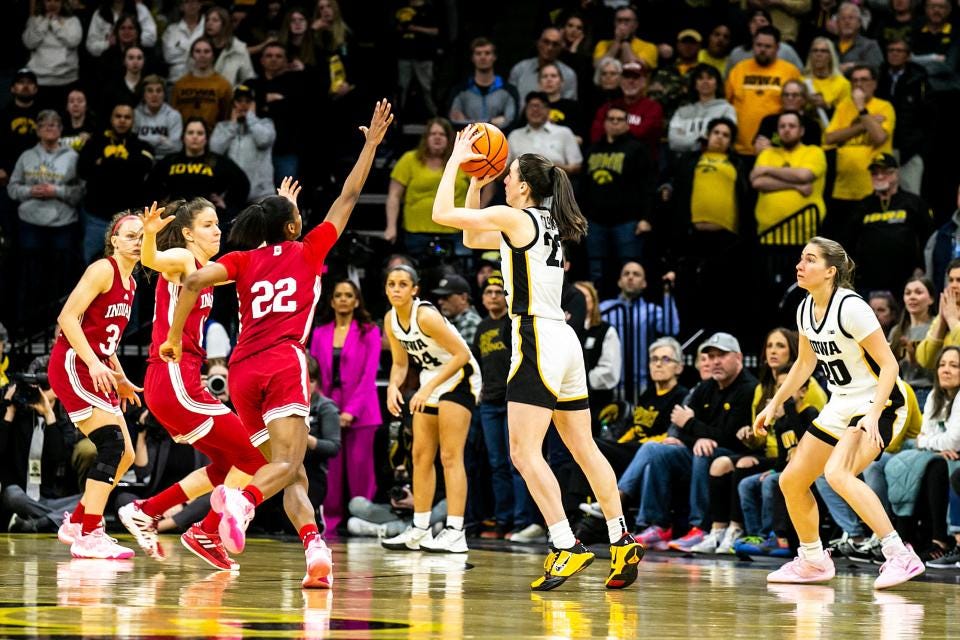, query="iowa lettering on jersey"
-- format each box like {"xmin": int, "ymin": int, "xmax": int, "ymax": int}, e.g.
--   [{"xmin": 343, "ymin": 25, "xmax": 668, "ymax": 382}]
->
[
  {"xmin": 808, "ymin": 339, "xmax": 842, "ymax": 356},
  {"xmin": 137, "ymin": 125, "xmax": 171, "ymax": 137},
  {"xmin": 104, "ymin": 302, "xmax": 132, "ymax": 320},
  {"xmin": 168, "ymin": 162, "xmax": 214, "ymax": 176},
  {"xmin": 399, "ymin": 337, "xmax": 442, "ymax": 367},
  {"xmin": 863, "ymin": 210, "xmax": 907, "ymax": 224},
  {"xmin": 743, "ymin": 75, "xmax": 784, "ymax": 89}
]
